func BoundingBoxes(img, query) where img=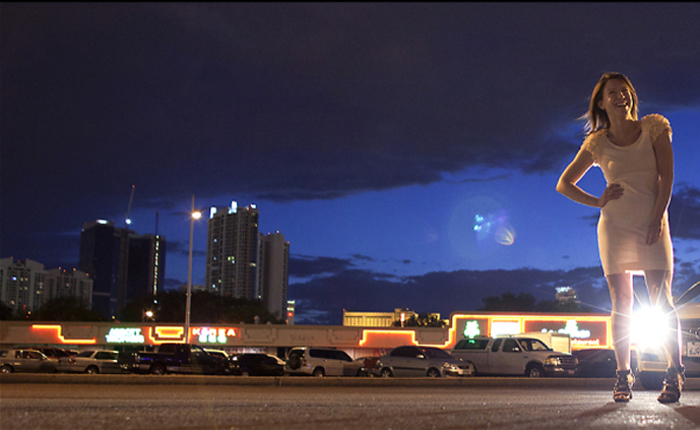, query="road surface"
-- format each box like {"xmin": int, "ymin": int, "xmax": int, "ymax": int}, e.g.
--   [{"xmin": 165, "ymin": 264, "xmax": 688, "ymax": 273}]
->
[{"xmin": 3, "ymin": 380, "xmax": 700, "ymax": 429}]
